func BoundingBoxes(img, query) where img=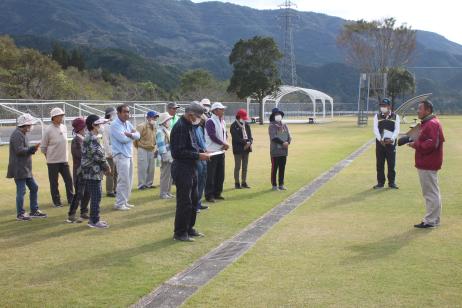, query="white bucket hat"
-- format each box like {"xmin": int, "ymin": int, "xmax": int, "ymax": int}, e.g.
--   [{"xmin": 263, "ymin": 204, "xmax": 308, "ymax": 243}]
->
[
  {"xmin": 17, "ymin": 113, "xmax": 38, "ymax": 127},
  {"xmin": 211, "ymin": 102, "xmax": 227, "ymax": 111},
  {"xmin": 50, "ymin": 107, "xmax": 65, "ymax": 118},
  {"xmin": 200, "ymin": 98, "xmax": 211, "ymax": 107},
  {"xmin": 158, "ymin": 112, "xmax": 173, "ymax": 125}
]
